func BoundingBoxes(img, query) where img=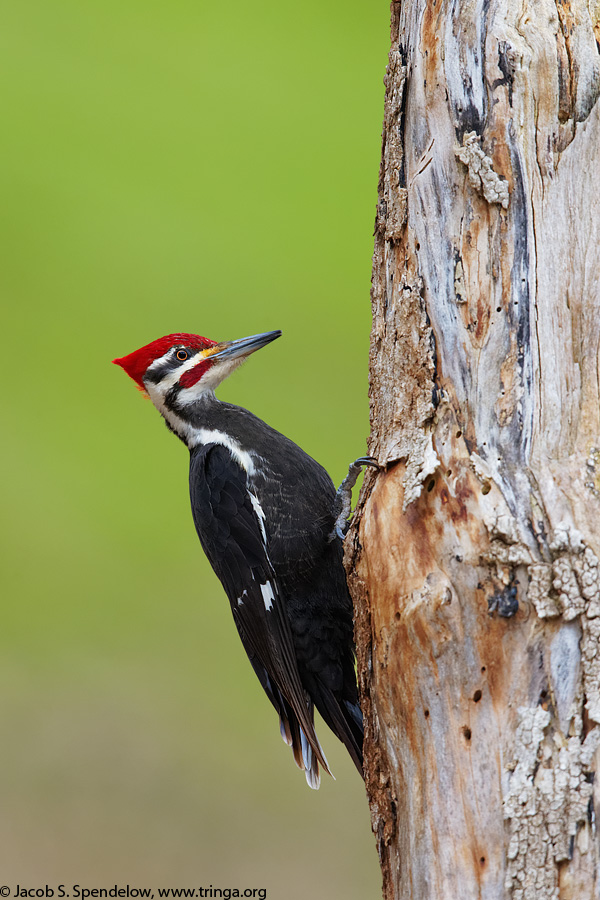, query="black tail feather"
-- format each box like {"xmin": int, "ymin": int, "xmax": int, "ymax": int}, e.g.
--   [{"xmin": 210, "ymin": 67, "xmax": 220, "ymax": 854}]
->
[
  {"xmin": 278, "ymin": 698, "xmax": 323, "ymax": 788},
  {"xmin": 310, "ymin": 685, "xmax": 363, "ymax": 777}
]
